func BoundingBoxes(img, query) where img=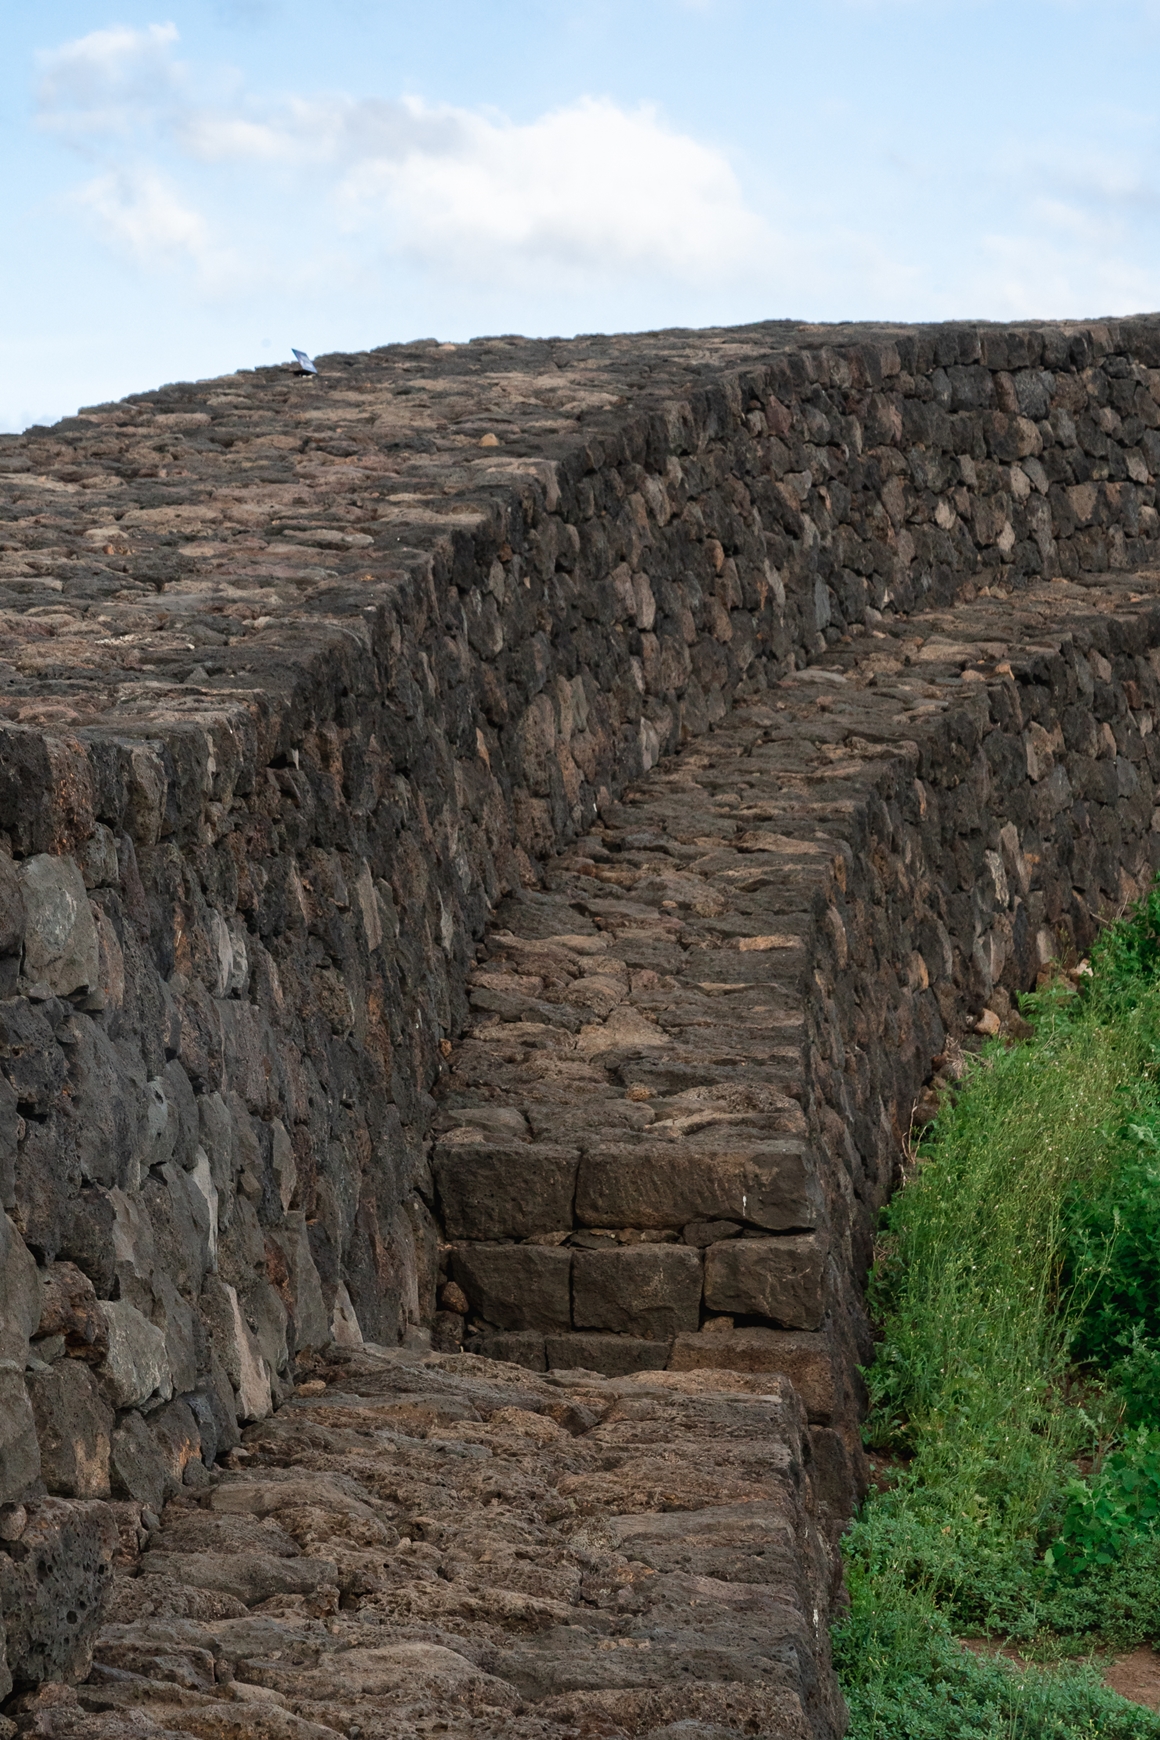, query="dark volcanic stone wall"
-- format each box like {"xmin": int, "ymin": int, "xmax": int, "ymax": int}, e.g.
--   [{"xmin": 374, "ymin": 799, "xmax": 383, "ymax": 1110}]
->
[{"xmin": 3, "ymin": 315, "xmax": 1160, "ymax": 1699}]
